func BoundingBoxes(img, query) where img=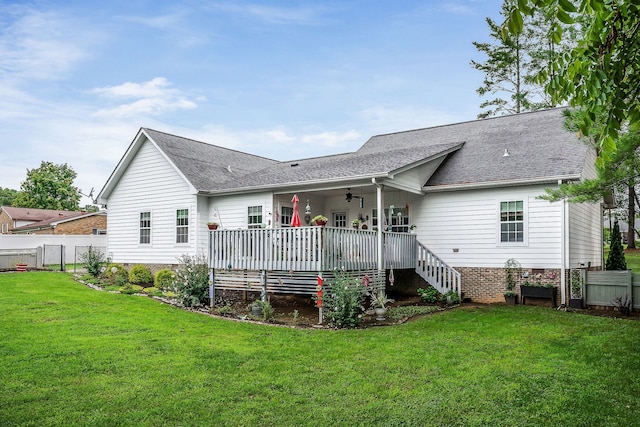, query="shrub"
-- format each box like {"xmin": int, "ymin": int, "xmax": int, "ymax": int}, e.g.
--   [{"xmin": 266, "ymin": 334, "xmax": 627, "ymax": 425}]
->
[
  {"xmin": 129, "ymin": 264, "xmax": 153, "ymax": 286},
  {"xmin": 174, "ymin": 254, "xmax": 210, "ymax": 307},
  {"xmin": 320, "ymin": 271, "xmax": 370, "ymax": 328},
  {"xmin": 417, "ymin": 286, "xmax": 440, "ymax": 303},
  {"xmin": 216, "ymin": 303, "xmax": 235, "ymax": 316},
  {"xmin": 155, "ymin": 269, "xmax": 176, "ymax": 290},
  {"xmin": 440, "ymin": 290, "xmax": 461, "ymax": 305},
  {"xmin": 79, "ymin": 245, "xmax": 107, "ymax": 278},
  {"xmin": 104, "ymin": 263, "xmax": 128, "ymax": 286}
]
